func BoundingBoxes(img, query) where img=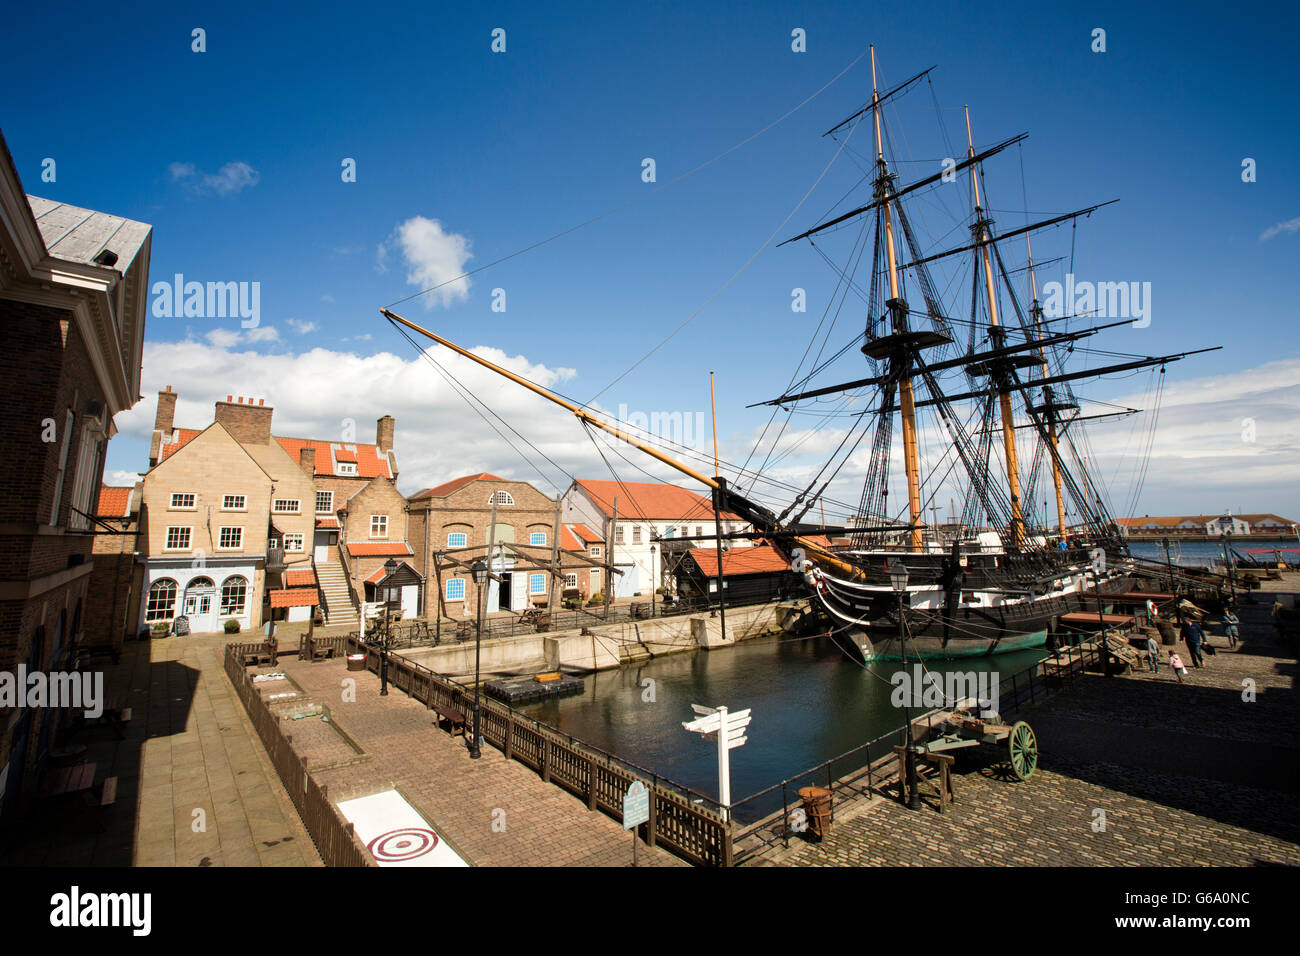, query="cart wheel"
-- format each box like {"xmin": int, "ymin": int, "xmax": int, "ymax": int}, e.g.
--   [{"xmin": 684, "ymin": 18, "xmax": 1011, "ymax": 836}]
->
[{"xmin": 1007, "ymin": 721, "xmax": 1038, "ymax": 780}]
